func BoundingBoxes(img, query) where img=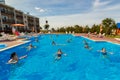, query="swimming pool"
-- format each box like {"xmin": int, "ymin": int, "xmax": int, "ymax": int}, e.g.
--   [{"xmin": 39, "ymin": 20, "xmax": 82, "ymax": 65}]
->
[
  {"xmin": 0, "ymin": 34, "xmax": 120, "ymax": 80},
  {"xmin": 0, "ymin": 44, "xmax": 7, "ymax": 49}
]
